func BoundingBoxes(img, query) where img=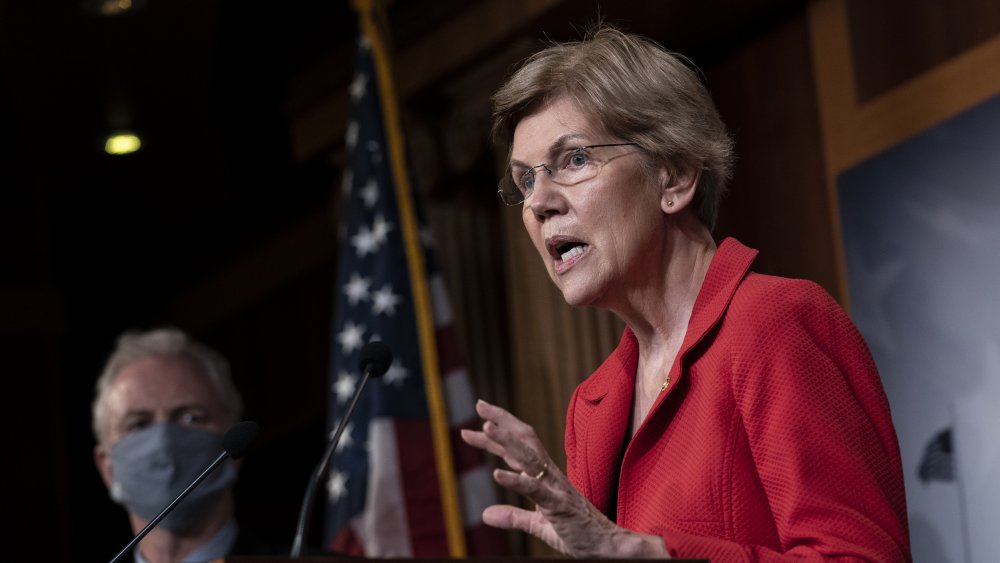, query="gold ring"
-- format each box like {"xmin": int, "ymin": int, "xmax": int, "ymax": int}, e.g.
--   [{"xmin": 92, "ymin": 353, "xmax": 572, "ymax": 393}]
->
[{"xmin": 533, "ymin": 463, "xmax": 548, "ymax": 480}]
